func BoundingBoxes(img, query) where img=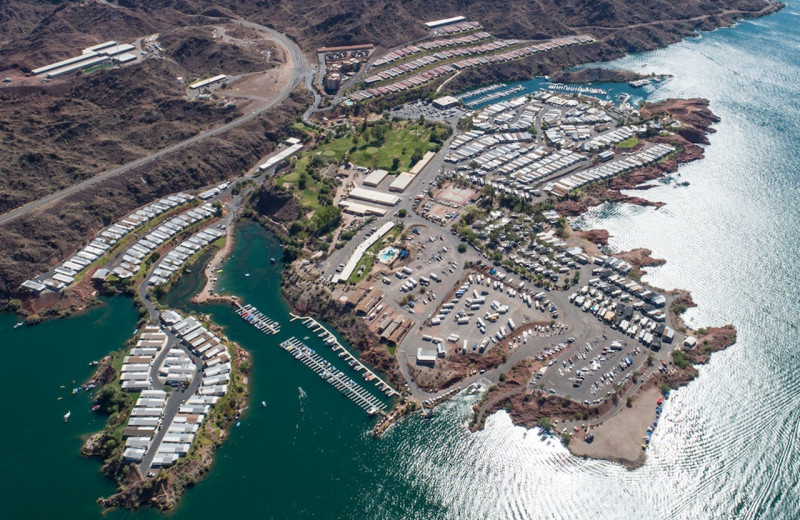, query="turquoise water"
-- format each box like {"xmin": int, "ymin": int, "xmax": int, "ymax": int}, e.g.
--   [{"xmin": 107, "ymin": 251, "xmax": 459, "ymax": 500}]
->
[
  {"xmin": 377, "ymin": 246, "xmax": 398, "ymax": 263},
  {"xmin": 0, "ymin": 298, "xmax": 137, "ymax": 519},
  {"xmin": 4, "ymin": 3, "xmax": 800, "ymax": 518}
]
